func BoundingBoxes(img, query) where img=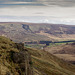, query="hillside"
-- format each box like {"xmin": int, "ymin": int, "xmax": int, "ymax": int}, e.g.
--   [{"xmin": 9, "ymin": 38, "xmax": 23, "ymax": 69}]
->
[
  {"xmin": 27, "ymin": 47, "xmax": 75, "ymax": 75},
  {"xmin": 44, "ymin": 43, "xmax": 75, "ymax": 64},
  {"xmin": 0, "ymin": 36, "xmax": 75, "ymax": 75},
  {"xmin": 0, "ymin": 36, "xmax": 33, "ymax": 75},
  {"xmin": 0, "ymin": 22, "xmax": 75, "ymax": 42}
]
